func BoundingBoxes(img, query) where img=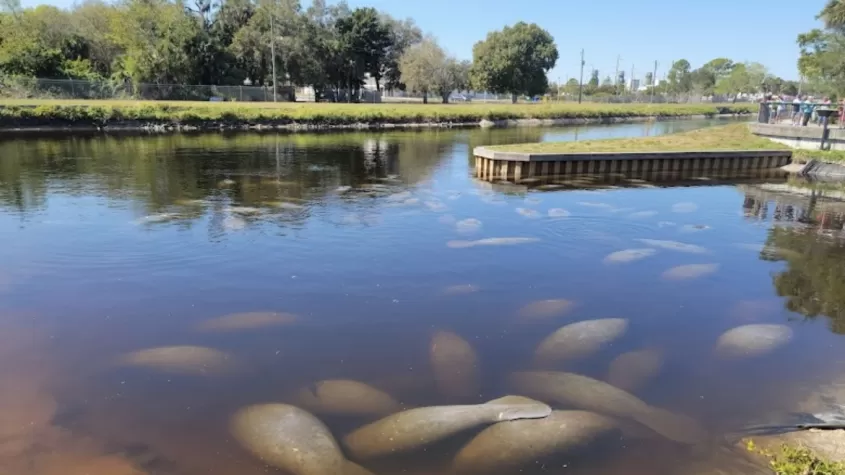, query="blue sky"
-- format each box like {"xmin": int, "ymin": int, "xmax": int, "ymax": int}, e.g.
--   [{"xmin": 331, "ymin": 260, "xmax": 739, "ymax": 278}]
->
[{"xmin": 22, "ymin": 0, "xmax": 825, "ymax": 81}]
